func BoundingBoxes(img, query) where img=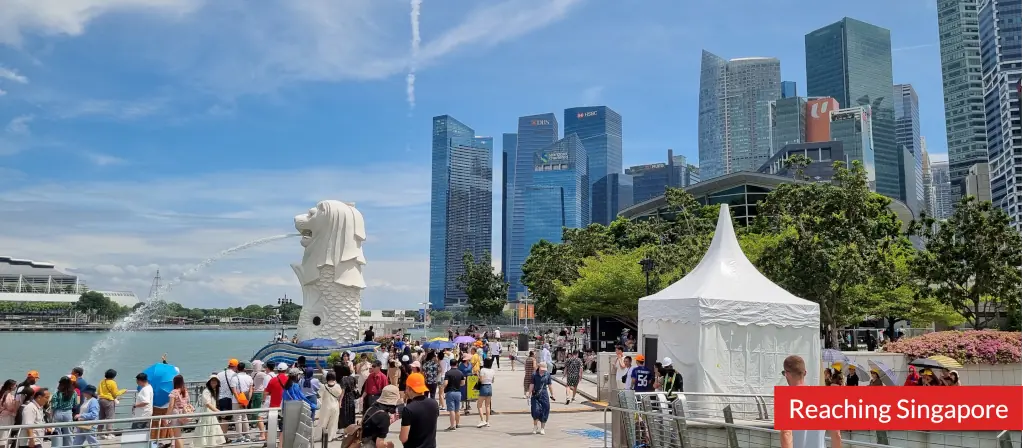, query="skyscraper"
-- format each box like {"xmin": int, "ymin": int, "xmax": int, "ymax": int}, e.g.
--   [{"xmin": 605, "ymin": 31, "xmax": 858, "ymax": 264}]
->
[
  {"xmin": 806, "ymin": 18, "xmax": 901, "ymax": 201},
  {"xmin": 894, "ymin": 84, "xmax": 924, "ymax": 216},
  {"xmin": 922, "ymin": 137, "xmax": 934, "ymax": 217},
  {"xmin": 782, "ymin": 81, "xmax": 798, "ymax": 98},
  {"xmin": 501, "ymin": 132, "xmax": 517, "ymax": 278},
  {"xmin": 936, "ymin": 0, "xmax": 990, "ymax": 200},
  {"xmin": 507, "ymin": 113, "xmax": 558, "ymax": 302},
  {"xmin": 698, "ymin": 50, "xmax": 782, "ymax": 179},
  {"xmin": 980, "ymin": 0, "xmax": 1022, "ymax": 228},
  {"xmin": 931, "ymin": 160, "xmax": 954, "ymax": 219},
  {"xmin": 525, "ymin": 135, "xmax": 589, "ymax": 253},
  {"xmin": 429, "ymin": 116, "xmax": 494, "ymax": 310},
  {"xmin": 626, "ymin": 150, "xmax": 697, "ymax": 204},
  {"xmin": 829, "ymin": 106, "xmax": 877, "ymax": 190},
  {"xmin": 771, "ymin": 96, "xmax": 808, "ymax": 153},
  {"xmin": 564, "ymin": 106, "xmax": 623, "ymax": 225}
]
